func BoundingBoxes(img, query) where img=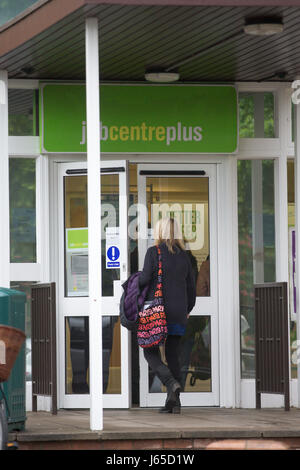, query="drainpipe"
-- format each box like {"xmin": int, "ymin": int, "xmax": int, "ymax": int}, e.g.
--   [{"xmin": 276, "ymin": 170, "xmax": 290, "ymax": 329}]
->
[
  {"xmin": 0, "ymin": 71, "xmax": 10, "ymax": 288},
  {"xmin": 85, "ymin": 18, "xmax": 103, "ymax": 431},
  {"xmin": 293, "ymin": 84, "xmax": 300, "ymax": 408}
]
